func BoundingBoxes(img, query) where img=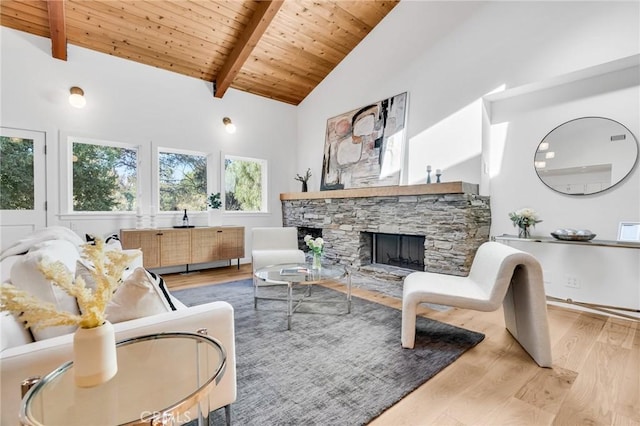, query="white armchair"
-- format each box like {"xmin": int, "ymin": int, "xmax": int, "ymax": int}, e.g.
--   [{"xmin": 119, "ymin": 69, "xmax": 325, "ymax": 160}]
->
[
  {"xmin": 251, "ymin": 227, "xmax": 306, "ymax": 306},
  {"xmin": 251, "ymin": 227, "xmax": 306, "ymax": 272},
  {"xmin": 402, "ymin": 241, "xmax": 552, "ymax": 367}
]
